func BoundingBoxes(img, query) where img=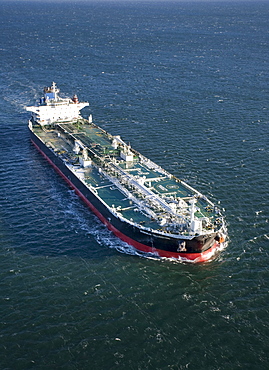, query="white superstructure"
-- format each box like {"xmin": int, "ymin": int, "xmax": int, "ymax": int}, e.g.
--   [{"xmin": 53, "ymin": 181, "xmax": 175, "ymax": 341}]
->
[{"xmin": 26, "ymin": 82, "xmax": 89, "ymax": 125}]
